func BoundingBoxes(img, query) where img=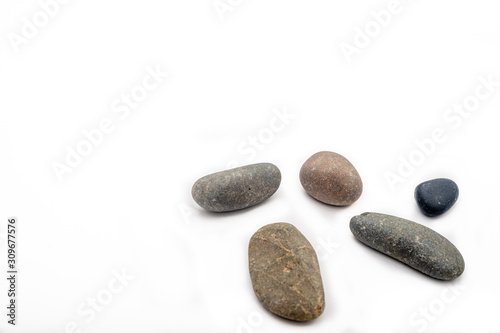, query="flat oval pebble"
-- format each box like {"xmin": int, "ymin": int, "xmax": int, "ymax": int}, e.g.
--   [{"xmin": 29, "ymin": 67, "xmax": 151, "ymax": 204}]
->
[
  {"xmin": 299, "ymin": 151, "xmax": 363, "ymax": 206},
  {"xmin": 415, "ymin": 178, "xmax": 459, "ymax": 217},
  {"xmin": 350, "ymin": 212, "xmax": 465, "ymax": 280},
  {"xmin": 248, "ymin": 223, "xmax": 325, "ymax": 321},
  {"xmin": 192, "ymin": 163, "xmax": 281, "ymax": 212}
]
